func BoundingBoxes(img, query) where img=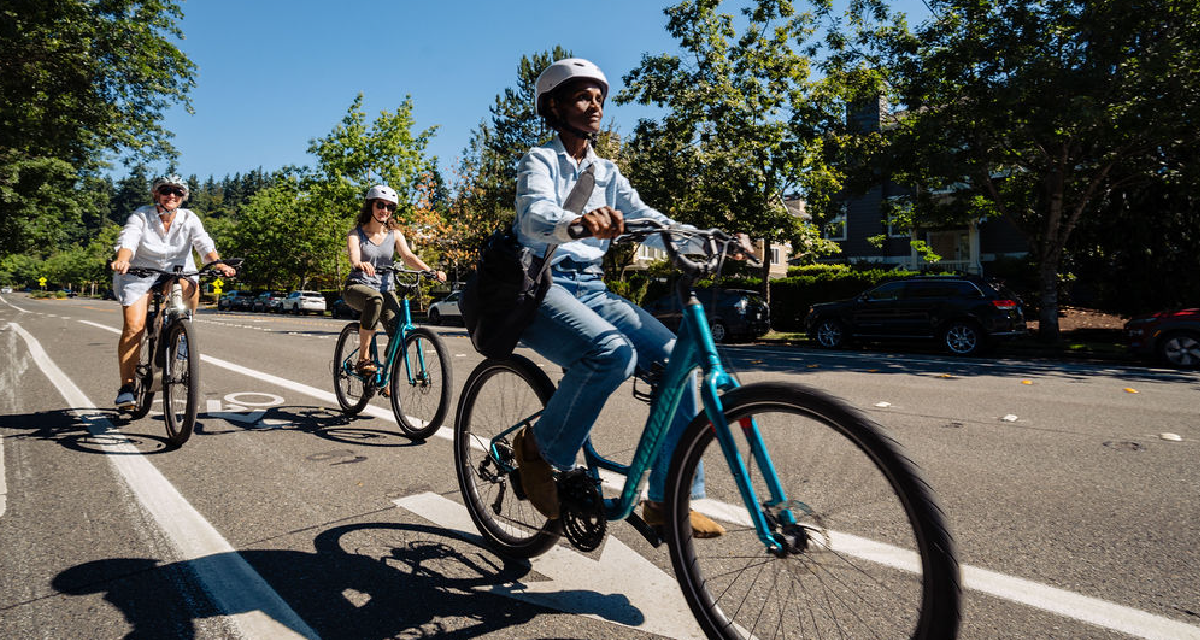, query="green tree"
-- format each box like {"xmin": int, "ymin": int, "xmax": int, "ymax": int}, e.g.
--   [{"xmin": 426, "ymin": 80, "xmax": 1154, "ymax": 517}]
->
[
  {"xmin": 0, "ymin": 0, "xmax": 195, "ymax": 256},
  {"xmin": 618, "ymin": 0, "xmax": 843, "ymax": 299},
  {"xmin": 1067, "ymin": 142, "xmax": 1200, "ymax": 315},
  {"xmin": 835, "ymin": 0, "xmax": 1200, "ymax": 340},
  {"xmin": 459, "ymin": 47, "xmax": 572, "ymax": 229},
  {"xmin": 305, "ymin": 94, "xmax": 441, "ymax": 284},
  {"xmin": 227, "ymin": 175, "xmax": 332, "ymax": 289}
]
